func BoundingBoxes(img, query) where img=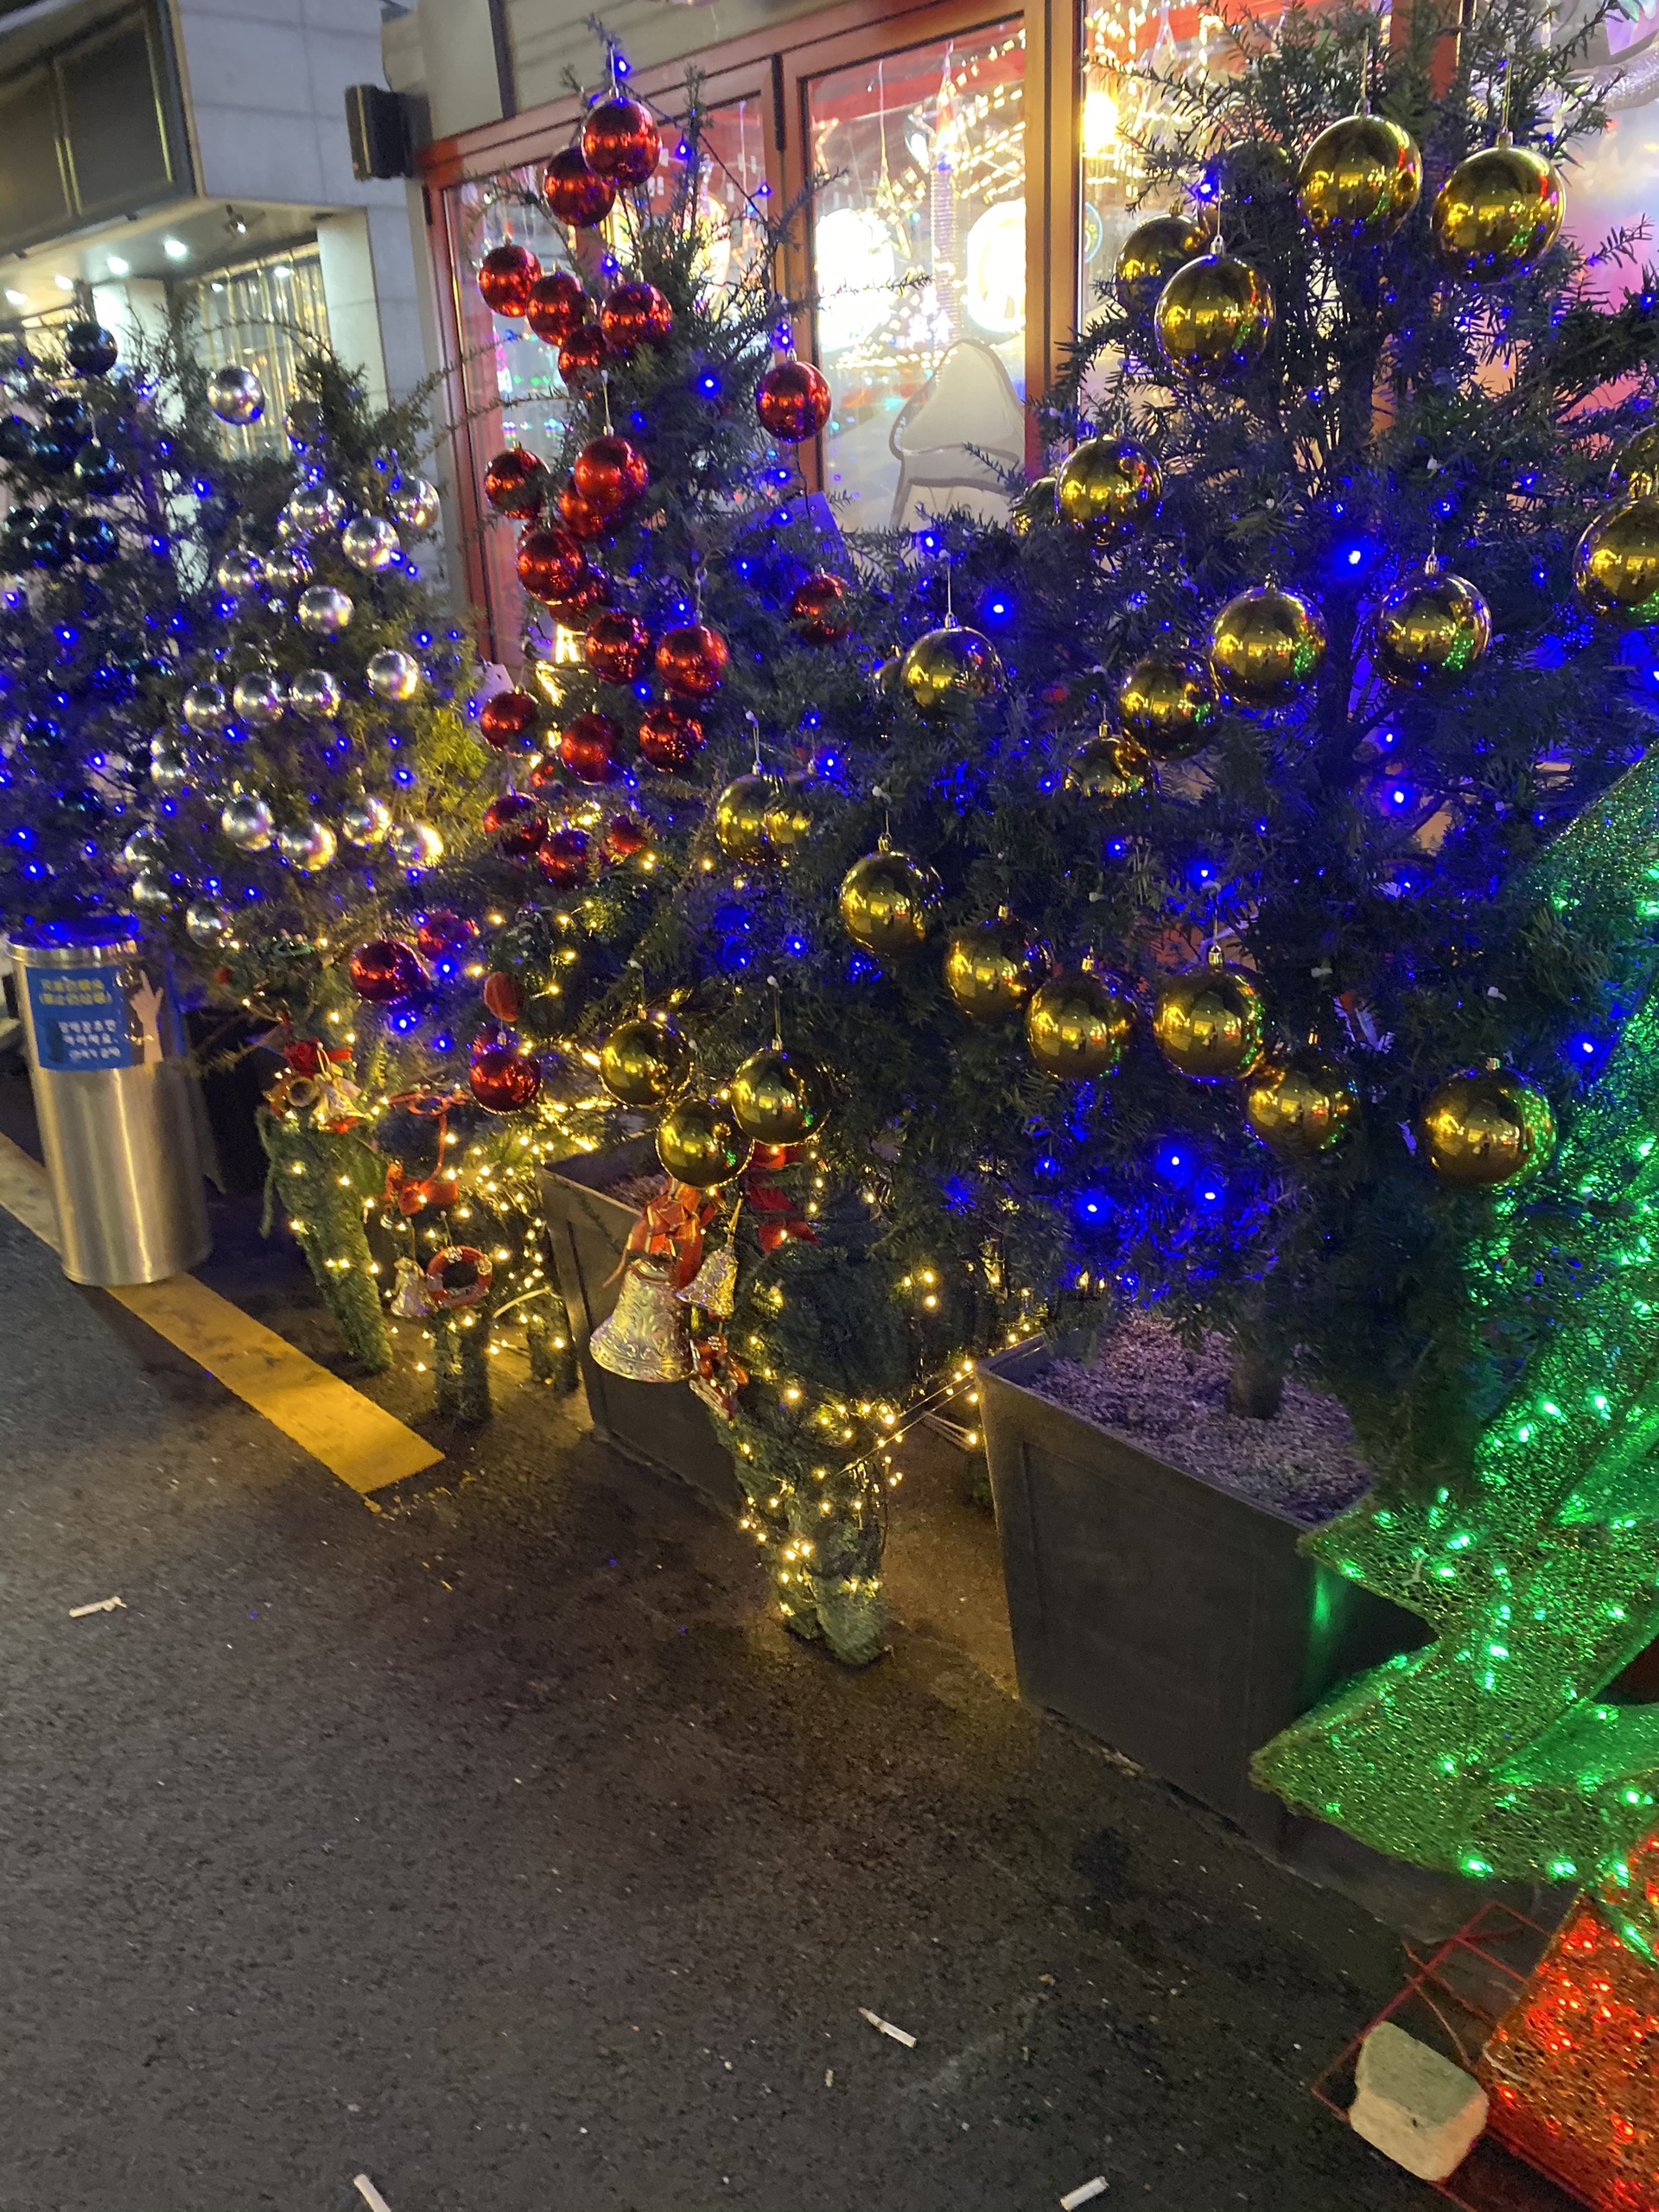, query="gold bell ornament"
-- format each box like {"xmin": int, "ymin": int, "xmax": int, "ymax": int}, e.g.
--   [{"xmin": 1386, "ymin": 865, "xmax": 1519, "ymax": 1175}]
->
[
  {"xmin": 1431, "ymin": 138, "xmax": 1564, "ymax": 283},
  {"xmin": 1116, "ymin": 649, "xmax": 1220, "ymax": 758},
  {"xmin": 838, "ymin": 840, "xmax": 941, "ymax": 957},
  {"xmin": 677, "ymin": 1241, "xmax": 738, "ymax": 1317},
  {"xmin": 598, "ymin": 1010, "xmax": 693, "ymax": 1107},
  {"xmin": 944, "ymin": 914, "xmax": 1049, "ymax": 1024},
  {"xmin": 1418, "ymin": 1064, "xmax": 1555, "ymax": 1189},
  {"xmin": 1152, "ymin": 960, "xmax": 1267, "ymax": 1082},
  {"xmin": 656, "ymin": 1095, "xmax": 753, "ymax": 1187},
  {"xmin": 1610, "ymin": 424, "xmax": 1659, "ymax": 501},
  {"xmin": 900, "ymin": 616, "xmax": 1004, "ymax": 715},
  {"xmin": 1026, "ymin": 969, "xmax": 1135, "ymax": 1080},
  {"xmin": 589, "ymin": 1258, "xmax": 696, "ymax": 1382},
  {"xmin": 1209, "ymin": 583, "xmax": 1327, "ymax": 709},
  {"xmin": 1065, "ymin": 729, "xmax": 1151, "ymax": 802},
  {"xmin": 1244, "ymin": 1050, "xmax": 1359, "ymax": 1159},
  {"xmin": 1295, "ymin": 111, "xmax": 1422, "ymax": 247},
  {"xmin": 1154, "ymin": 242, "xmax": 1274, "ymax": 378},
  {"xmin": 1113, "ymin": 210, "xmax": 1212, "ymax": 322},
  {"xmin": 1573, "ymin": 498, "xmax": 1659, "ymax": 627},
  {"xmin": 1055, "ymin": 437, "xmax": 1162, "ymax": 538},
  {"xmin": 1371, "ymin": 561, "xmax": 1491, "ymax": 687}
]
